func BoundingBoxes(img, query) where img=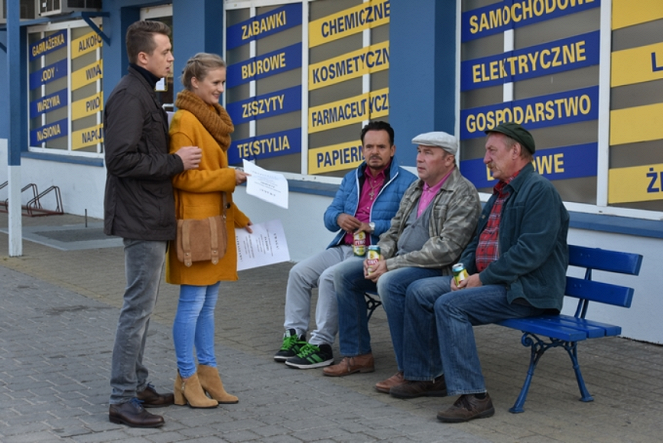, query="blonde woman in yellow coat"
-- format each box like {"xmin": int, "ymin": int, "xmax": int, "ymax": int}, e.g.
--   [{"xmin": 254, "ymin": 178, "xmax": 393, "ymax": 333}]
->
[{"xmin": 166, "ymin": 53, "xmax": 251, "ymax": 409}]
